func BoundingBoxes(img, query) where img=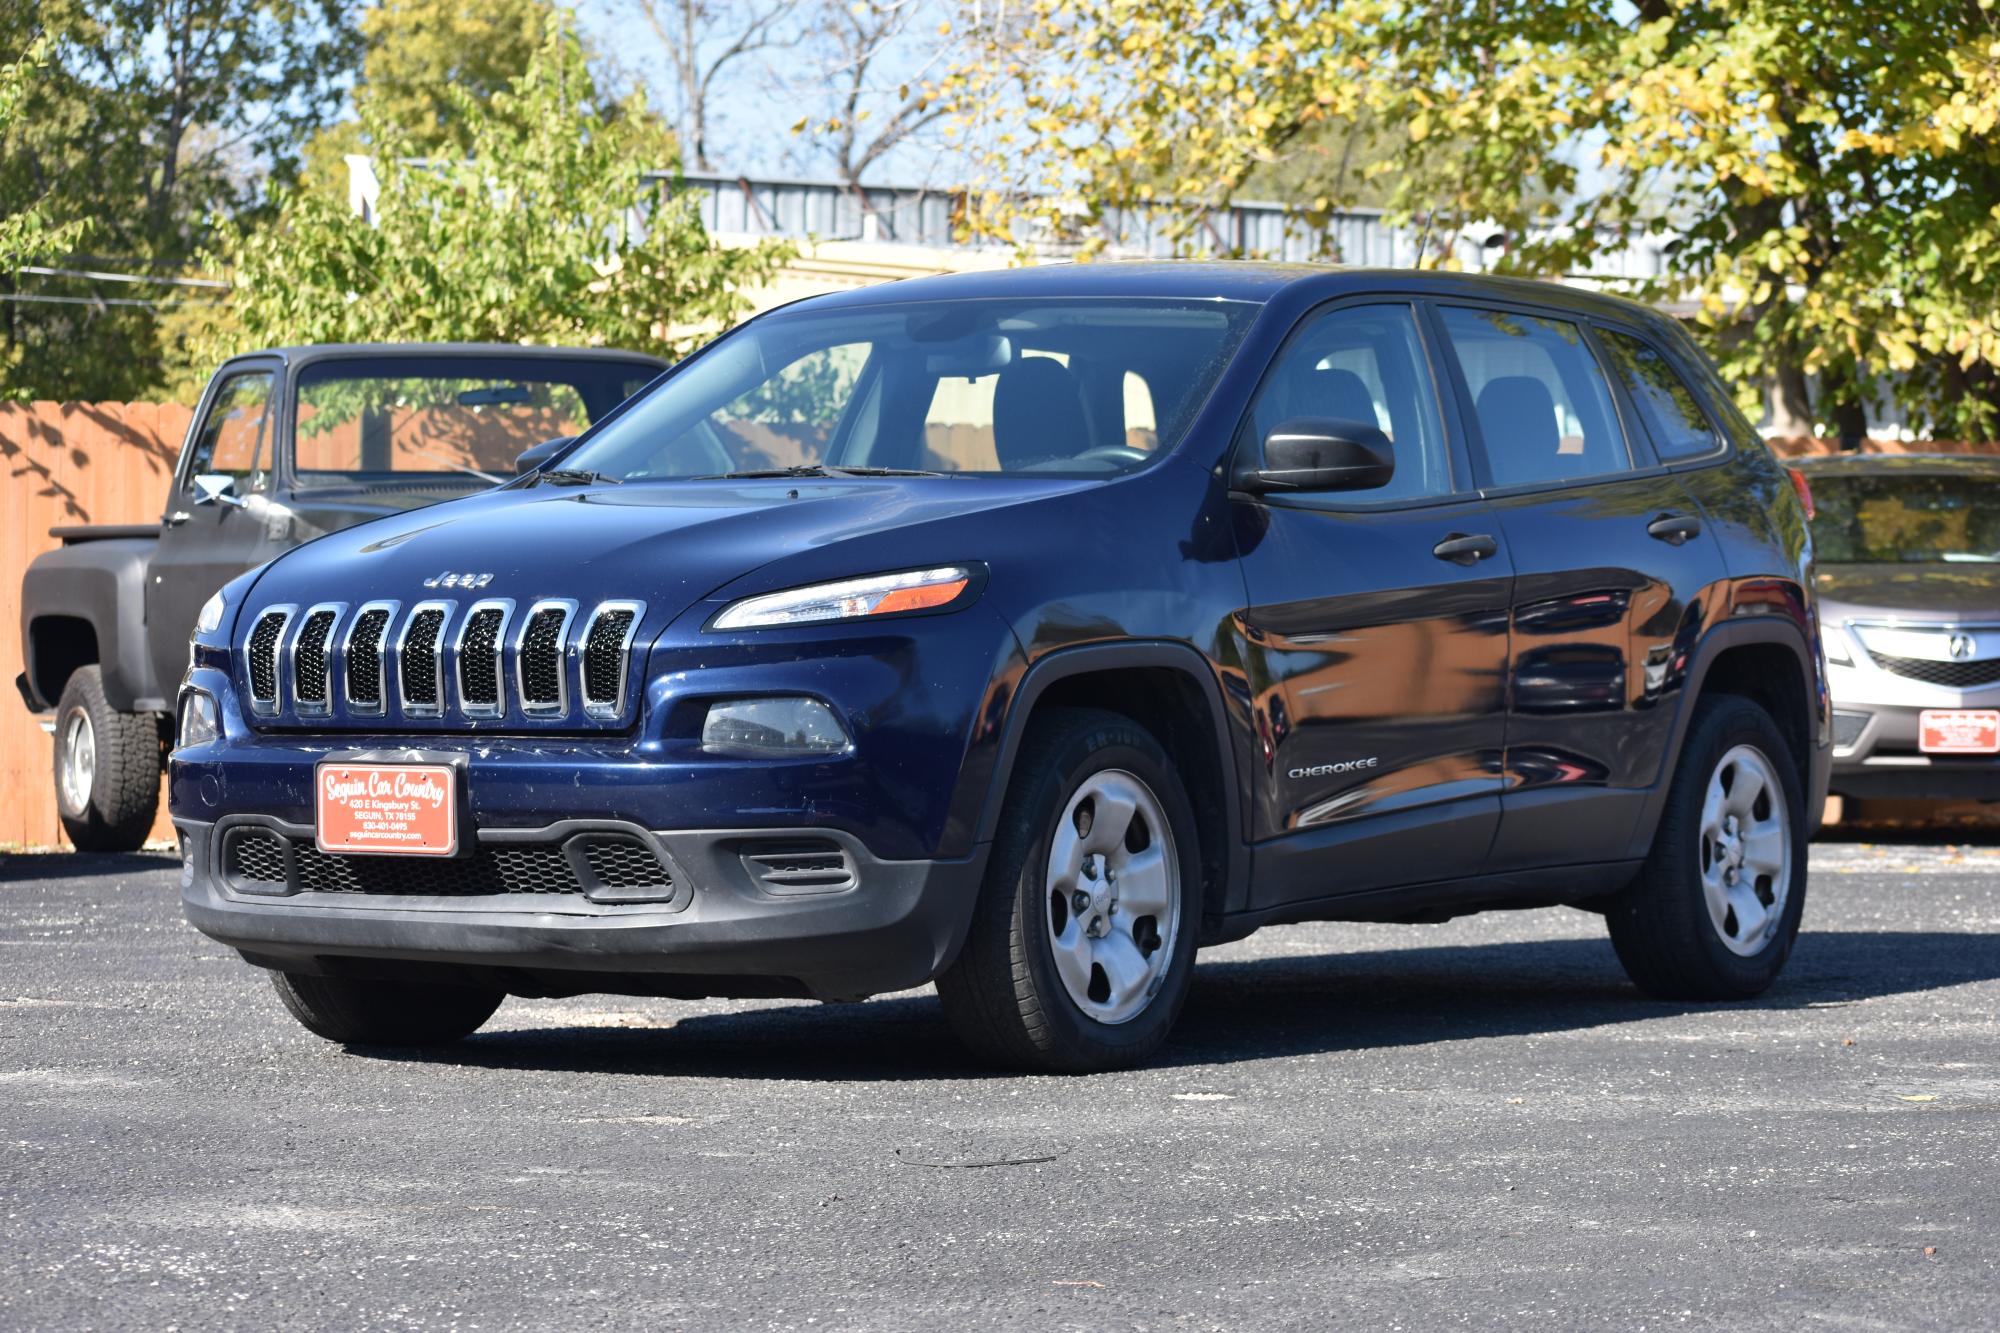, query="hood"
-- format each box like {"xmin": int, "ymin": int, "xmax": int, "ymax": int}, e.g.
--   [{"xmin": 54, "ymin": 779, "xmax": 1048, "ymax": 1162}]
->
[
  {"xmin": 1816, "ymin": 562, "xmax": 2000, "ymax": 624},
  {"xmin": 246, "ymin": 474, "xmax": 1086, "ymax": 626}
]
